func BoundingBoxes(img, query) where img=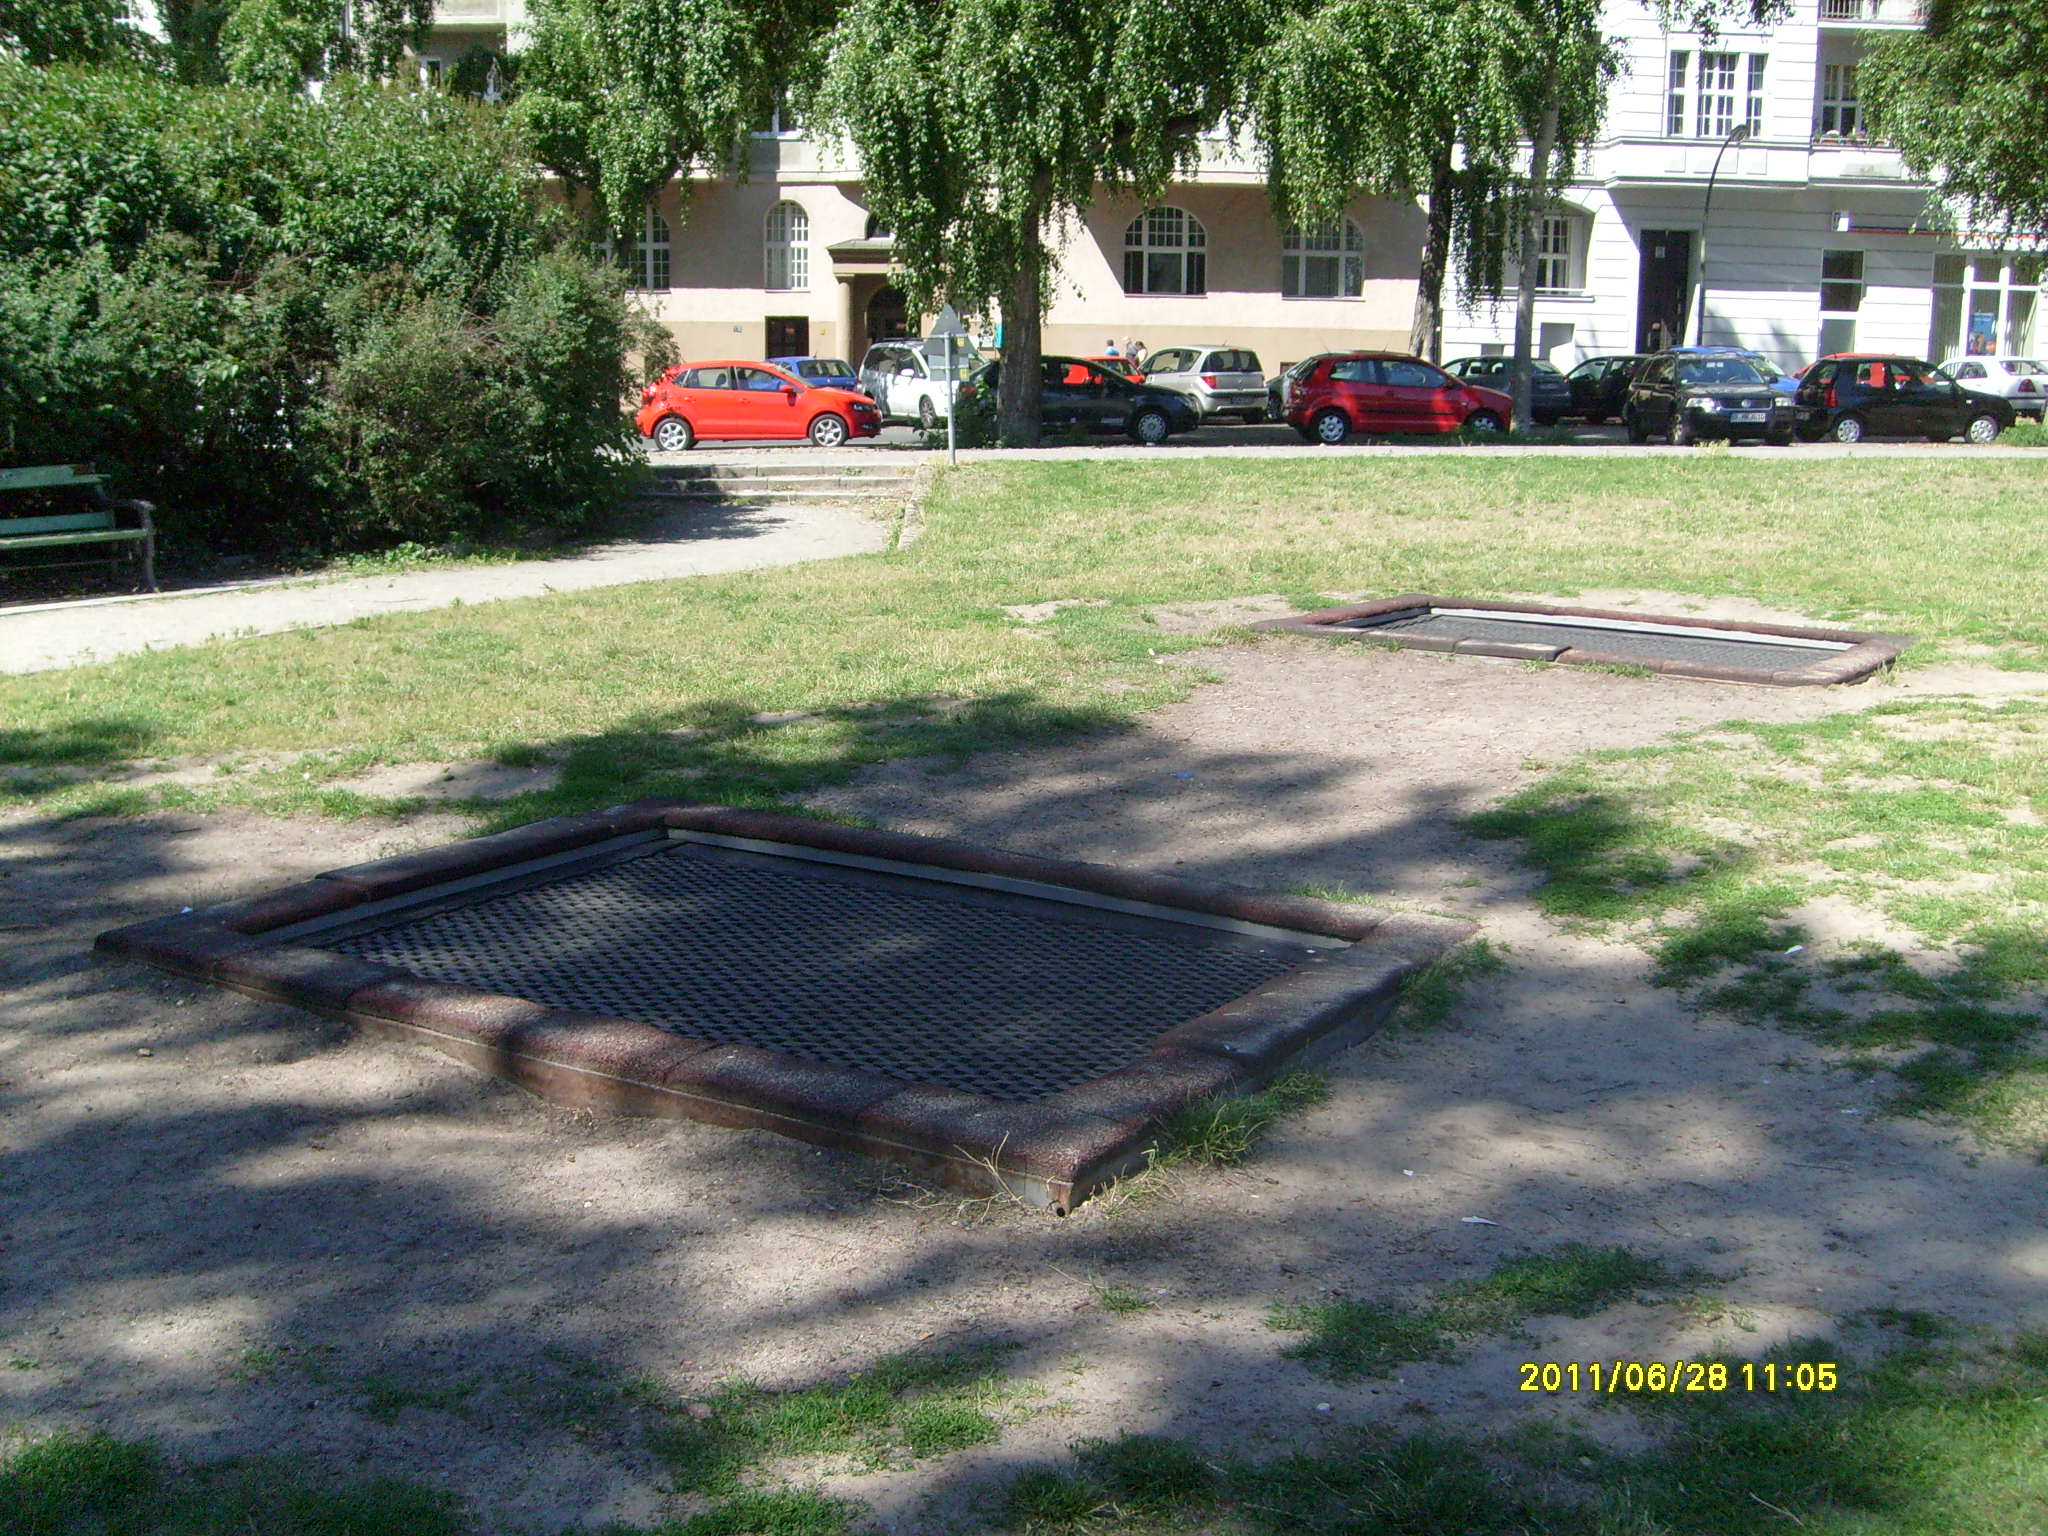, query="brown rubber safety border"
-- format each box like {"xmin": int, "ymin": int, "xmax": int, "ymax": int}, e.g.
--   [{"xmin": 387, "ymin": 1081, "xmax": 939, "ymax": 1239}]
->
[
  {"xmin": 1250, "ymin": 594, "xmax": 1914, "ymax": 686},
  {"xmin": 96, "ymin": 803, "xmax": 1472, "ymax": 1212}
]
